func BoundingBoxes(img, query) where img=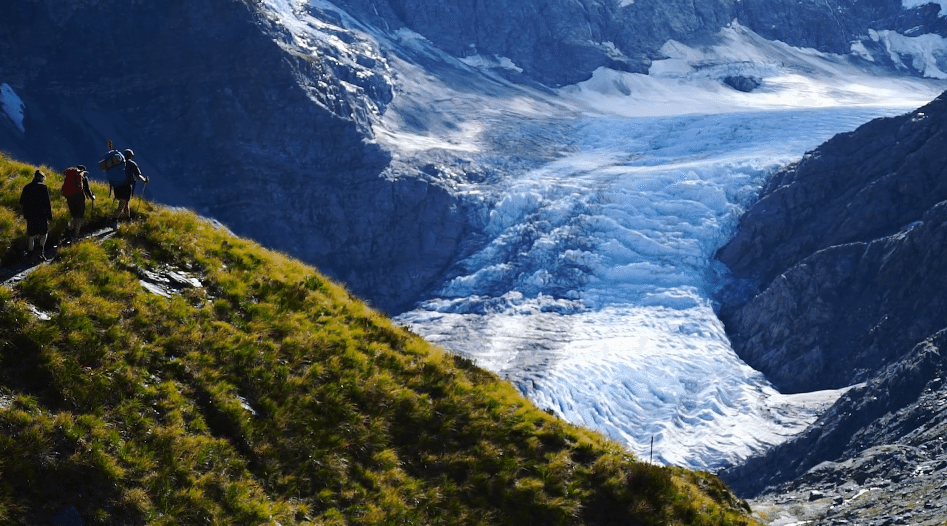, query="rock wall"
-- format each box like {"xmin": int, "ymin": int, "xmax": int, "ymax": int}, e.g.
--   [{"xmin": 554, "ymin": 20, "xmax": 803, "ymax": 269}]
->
[
  {"xmin": 717, "ymin": 91, "xmax": 947, "ymax": 393},
  {"xmin": 722, "ymin": 328, "xmax": 947, "ymax": 507},
  {"xmin": 334, "ymin": 0, "xmax": 737, "ymax": 86},
  {"xmin": 716, "ymin": 92, "xmax": 947, "ymax": 517},
  {"xmin": 335, "ymin": 0, "xmax": 947, "ymax": 87}
]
